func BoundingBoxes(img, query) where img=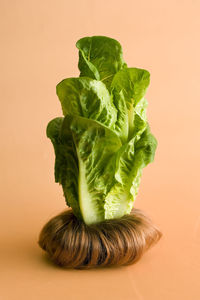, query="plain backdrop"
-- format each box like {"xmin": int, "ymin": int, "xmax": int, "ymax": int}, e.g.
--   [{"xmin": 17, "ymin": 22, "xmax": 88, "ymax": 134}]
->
[{"xmin": 0, "ymin": 0, "xmax": 200, "ymax": 299}]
